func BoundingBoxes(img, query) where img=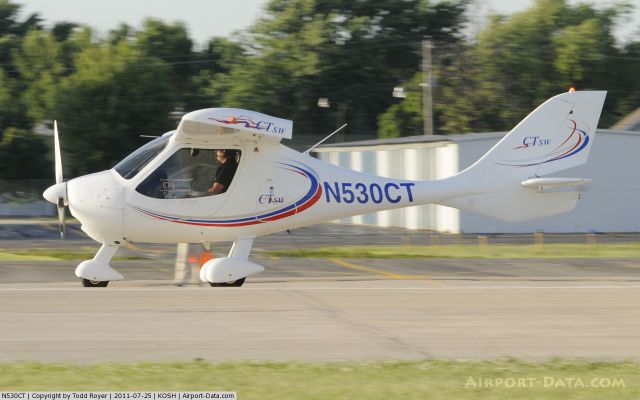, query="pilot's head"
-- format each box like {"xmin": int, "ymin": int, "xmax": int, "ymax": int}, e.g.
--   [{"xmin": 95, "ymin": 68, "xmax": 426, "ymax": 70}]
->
[{"xmin": 216, "ymin": 149, "xmax": 237, "ymax": 163}]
